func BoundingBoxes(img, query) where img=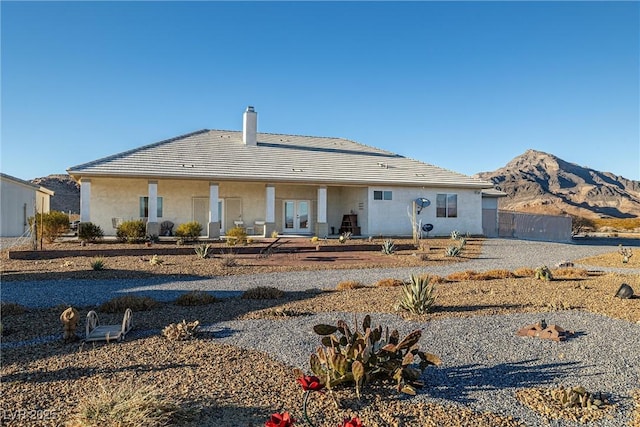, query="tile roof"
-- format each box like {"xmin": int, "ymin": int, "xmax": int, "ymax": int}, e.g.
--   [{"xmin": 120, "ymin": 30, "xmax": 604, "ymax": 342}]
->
[{"xmin": 67, "ymin": 129, "xmax": 493, "ymax": 188}]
